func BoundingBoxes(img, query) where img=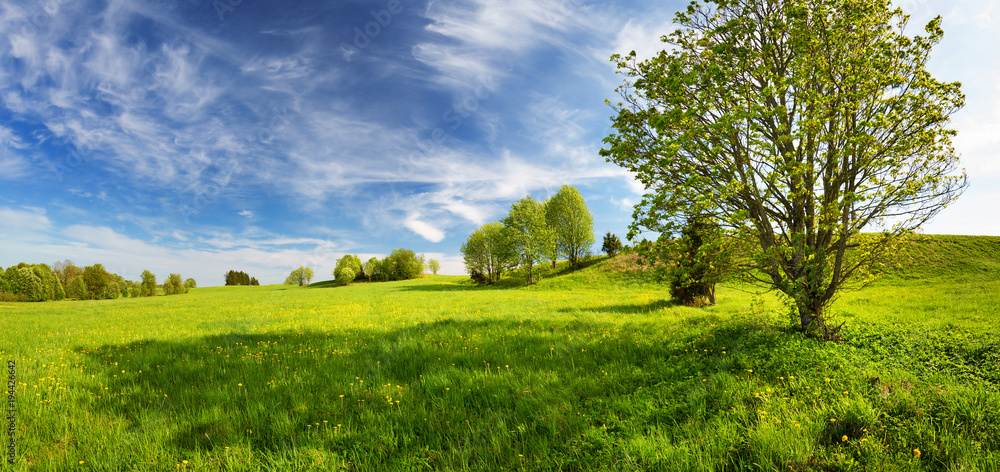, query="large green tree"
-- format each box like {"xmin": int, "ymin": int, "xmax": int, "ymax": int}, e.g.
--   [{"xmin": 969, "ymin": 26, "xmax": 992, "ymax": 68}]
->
[
  {"xmin": 333, "ymin": 255, "xmax": 361, "ymax": 285},
  {"xmin": 545, "ymin": 185, "xmax": 596, "ymax": 269},
  {"xmin": 601, "ymin": 0, "xmax": 965, "ymax": 339},
  {"xmin": 503, "ymin": 197, "xmax": 554, "ymax": 285}
]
